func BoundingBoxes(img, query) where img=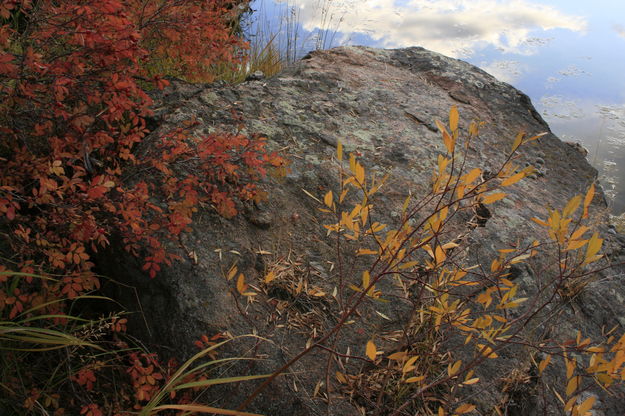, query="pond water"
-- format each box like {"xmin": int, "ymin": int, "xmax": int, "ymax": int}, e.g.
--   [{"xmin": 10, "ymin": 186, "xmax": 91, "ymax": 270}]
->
[{"xmin": 247, "ymin": 0, "xmax": 625, "ymax": 213}]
